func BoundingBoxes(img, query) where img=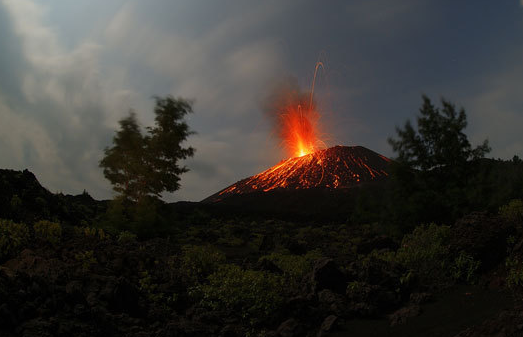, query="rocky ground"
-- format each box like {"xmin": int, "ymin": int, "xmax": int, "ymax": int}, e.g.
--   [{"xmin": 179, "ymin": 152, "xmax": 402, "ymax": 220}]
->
[
  {"xmin": 2, "ymin": 168, "xmax": 523, "ymax": 336},
  {"xmin": 1, "ymin": 210, "xmax": 523, "ymax": 337}
]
